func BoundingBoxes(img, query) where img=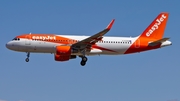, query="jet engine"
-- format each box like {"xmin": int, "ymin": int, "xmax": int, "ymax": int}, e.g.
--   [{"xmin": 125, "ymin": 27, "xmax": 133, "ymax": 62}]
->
[{"xmin": 54, "ymin": 46, "xmax": 71, "ymax": 61}]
